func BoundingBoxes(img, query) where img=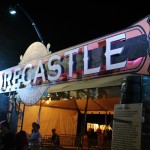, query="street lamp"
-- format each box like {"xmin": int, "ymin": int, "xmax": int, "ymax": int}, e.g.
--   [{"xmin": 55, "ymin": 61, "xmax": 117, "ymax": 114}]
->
[{"xmin": 9, "ymin": 4, "xmax": 44, "ymax": 45}]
